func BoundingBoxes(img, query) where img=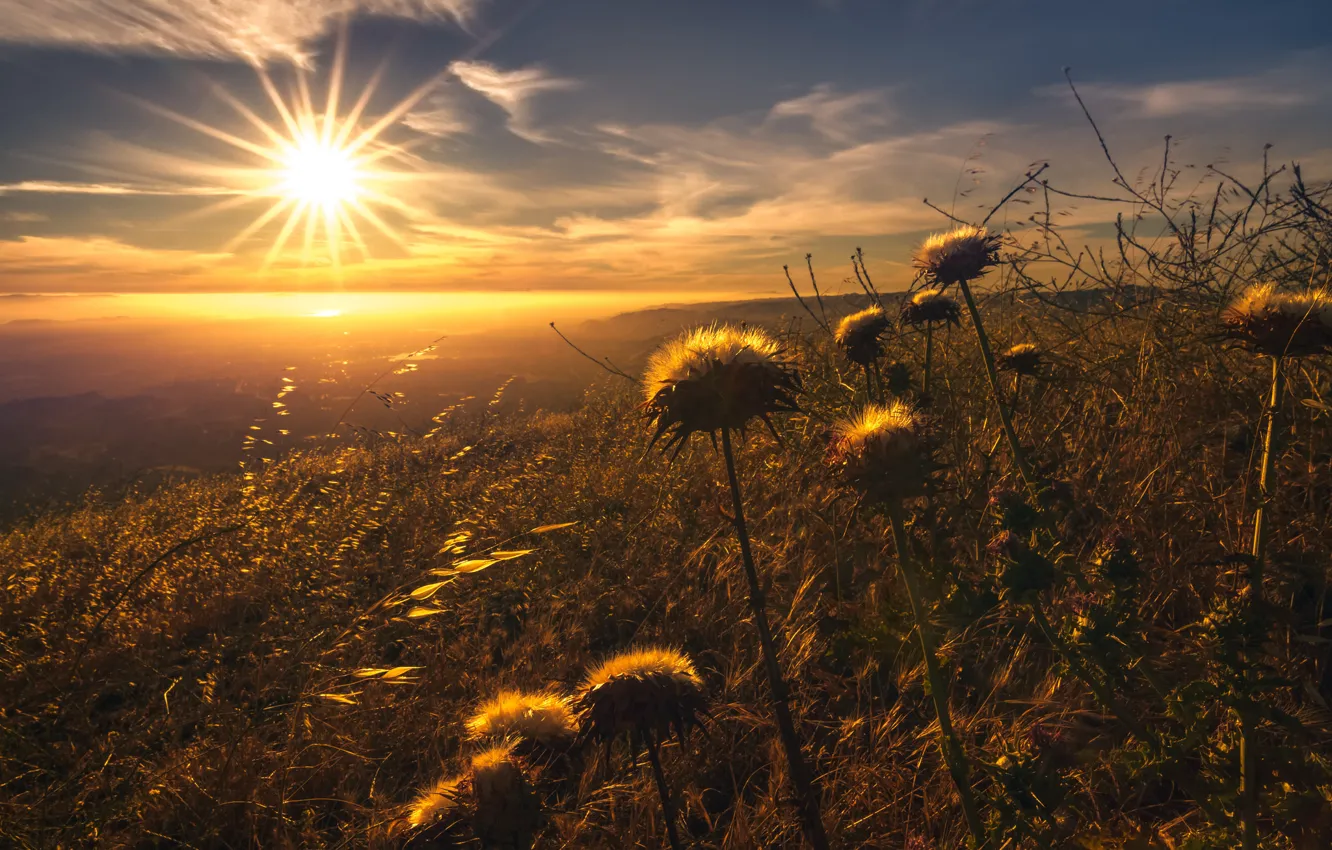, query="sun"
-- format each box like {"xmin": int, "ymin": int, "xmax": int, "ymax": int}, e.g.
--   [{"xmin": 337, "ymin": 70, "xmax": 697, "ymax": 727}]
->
[
  {"xmin": 125, "ymin": 25, "xmax": 448, "ymax": 273},
  {"xmin": 281, "ymin": 134, "xmax": 362, "ymax": 208}
]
